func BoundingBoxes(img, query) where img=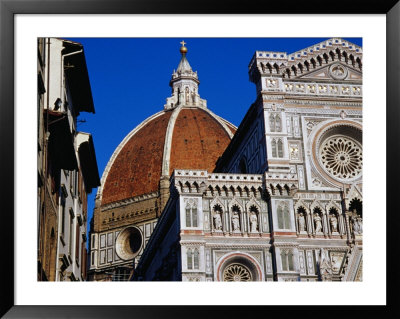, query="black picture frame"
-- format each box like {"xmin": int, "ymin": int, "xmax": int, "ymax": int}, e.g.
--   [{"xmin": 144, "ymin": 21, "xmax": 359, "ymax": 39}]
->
[{"xmin": 1, "ymin": 0, "xmax": 398, "ymax": 317}]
